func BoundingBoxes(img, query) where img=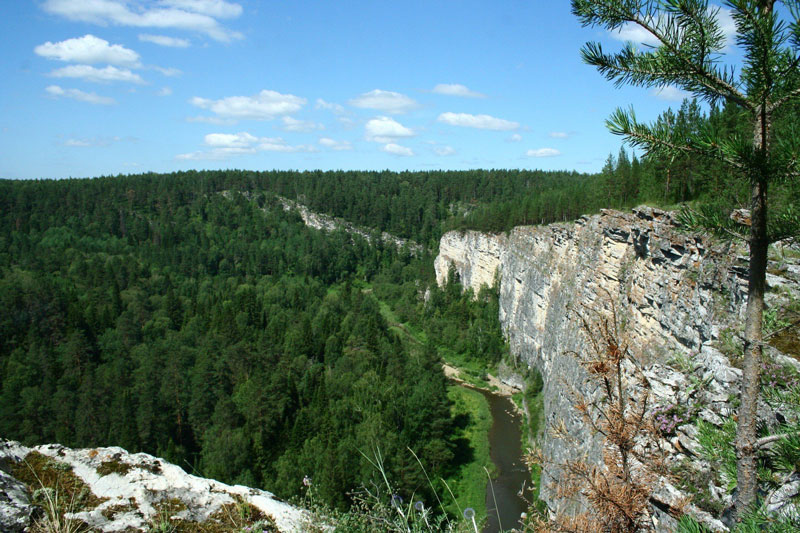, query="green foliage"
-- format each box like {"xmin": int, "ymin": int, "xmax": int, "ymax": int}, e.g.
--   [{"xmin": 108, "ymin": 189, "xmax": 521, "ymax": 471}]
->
[
  {"xmin": 675, "ymin": 514, "xmax": 714, "ymax": 533},
  {"xmin": 419, "ymin": 276, "xmax": 507, "ymax": 370},
  {"xmin": 442, "ymin": 386, "xmax": 492, "ymax": 521},
  {"xmin": 697, "ymin": 419, "xmax": 739, "ymax": 492},
  {"xmin": 0, "ymin": 179, "xmax": 457, "ymax": 510}
]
